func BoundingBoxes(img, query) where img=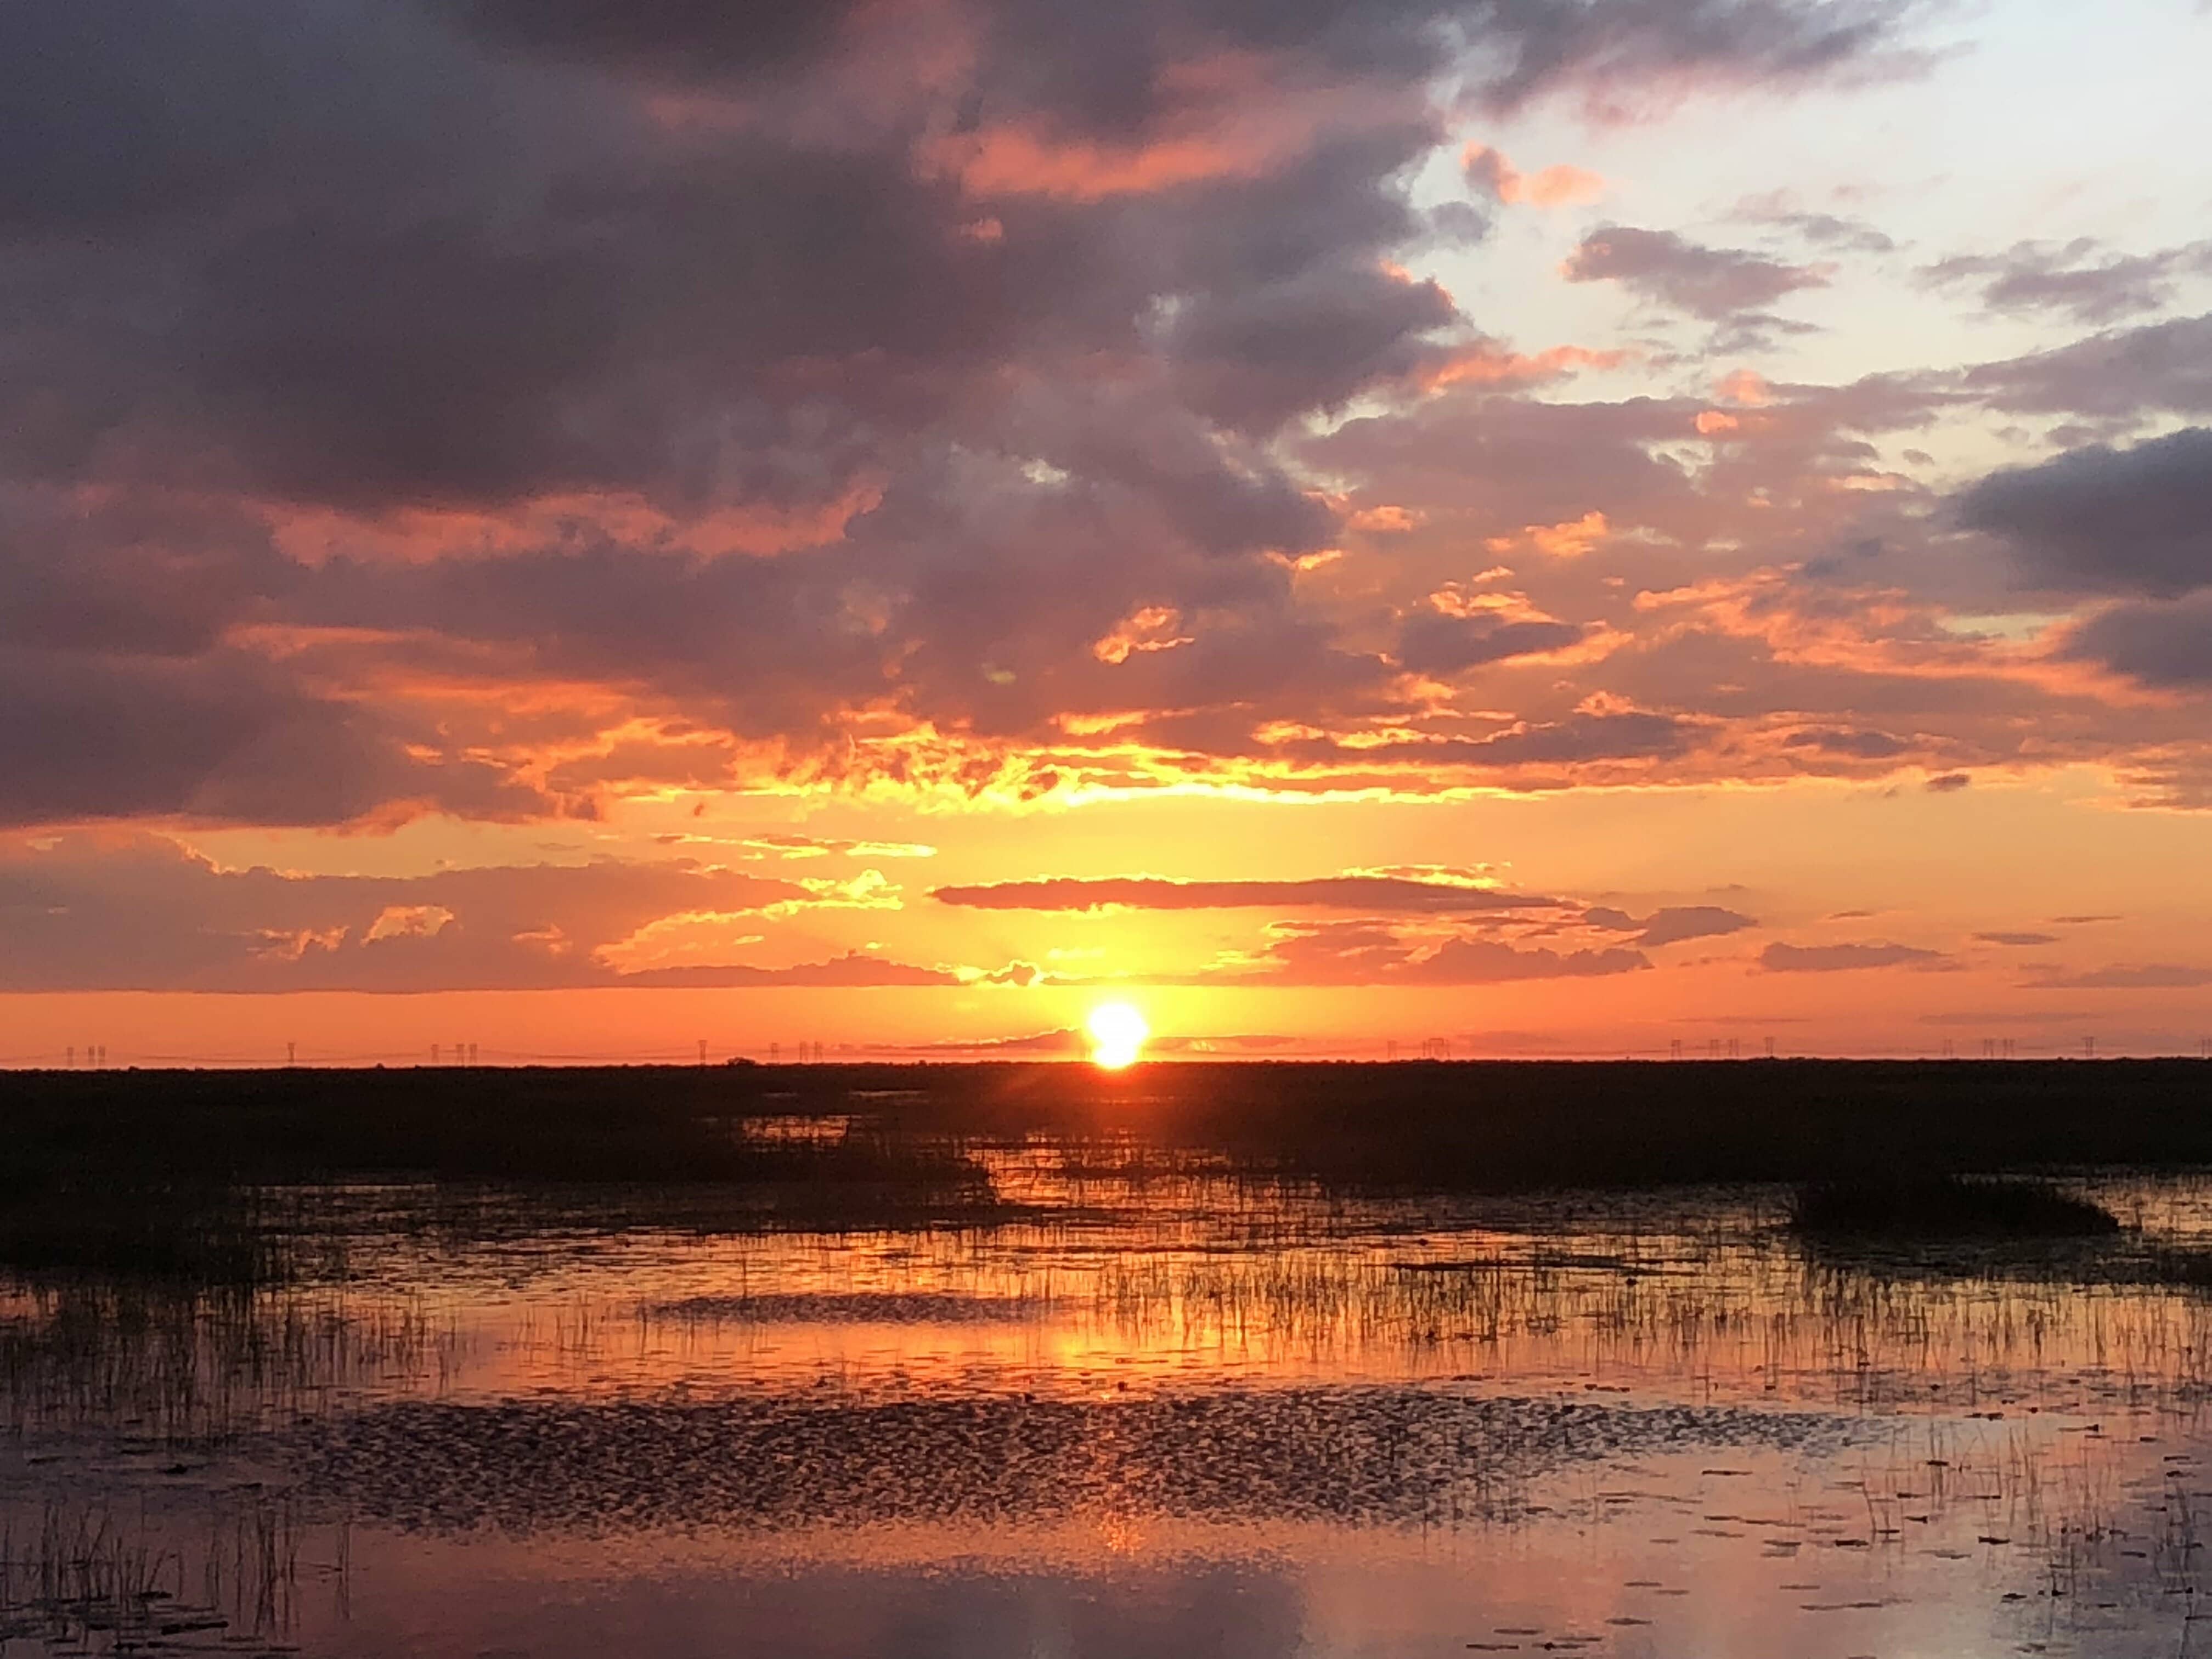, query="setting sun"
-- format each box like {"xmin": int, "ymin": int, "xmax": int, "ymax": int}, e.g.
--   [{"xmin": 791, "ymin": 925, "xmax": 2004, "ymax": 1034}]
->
[{"xmin": 1086, "ymin": 1002, "xmax": 1150, "ymax": 1069}]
